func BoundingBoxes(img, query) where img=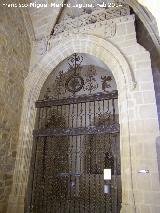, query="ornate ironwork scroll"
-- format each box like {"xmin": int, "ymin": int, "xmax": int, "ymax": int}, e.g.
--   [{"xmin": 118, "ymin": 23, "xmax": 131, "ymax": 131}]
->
[
  {"xmin": 84, "ymin": 65, "xmax": 98, "ymax": 94},
  {"xmin": 52, "ymin": 5, "xmax": 130, "ymax": 38},
  {"xmin": 65, "ymin": 53, "xmax": 84, "ymax": 95},
  {"xmin": 43, "ymin": 53, "xmax": 117, "ymax": 100},
  {"xmin": 65, "ymin": 75, "xmax": 84, "ymax": 94},
  {"xmin": 101, "ymin": 75, "xmax": 112, "ymax": 92},
  {"xmin": 54, "ymin": 70, "xmax": 66, "ymax": 99}
]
